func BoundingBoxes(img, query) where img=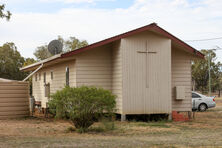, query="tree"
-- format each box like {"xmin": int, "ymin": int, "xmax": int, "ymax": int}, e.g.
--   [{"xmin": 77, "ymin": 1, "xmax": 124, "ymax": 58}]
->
[
  {"xmin": 34, "ymin": 45, "xmax": 52, "ymax": 61},
  {"xmin": 23, "ymin": 58, "xmax": 36, "ymax": 67},
  {"xmin": 0, "ymin": 43, "xmax": 26, "ymax": 80},
  {"xmin": 23, "ymin": 58, "xmax": 36, "ymax": 95},
  {"xmin": 63, "ymin": 36, "xmax": 88, "ymax": 52},
  {"xmin": 192, "ymin": 49, "xmax": 222, "ymax": 93},
  {"xmin": 34, "ymin": 36, "xmax": 88, "ymax": 60},
  {"xmin": 0, "ymin": 4, "xmax": 11, "ymax": 21}
]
